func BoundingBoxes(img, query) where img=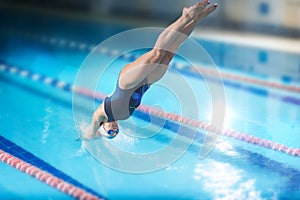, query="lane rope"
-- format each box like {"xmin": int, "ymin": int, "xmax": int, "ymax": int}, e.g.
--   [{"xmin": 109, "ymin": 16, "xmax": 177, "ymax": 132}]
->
[
  {"xmin": 0, "ymin": 149, "xmax": 101, "ymax": 200},
  {"xmin": 4, "ymin": 29, "xmax": 300, "ymax": 94},
  {"xmin": 0, "ymin": 62, "xmax": 299, "ymax": 157}
]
